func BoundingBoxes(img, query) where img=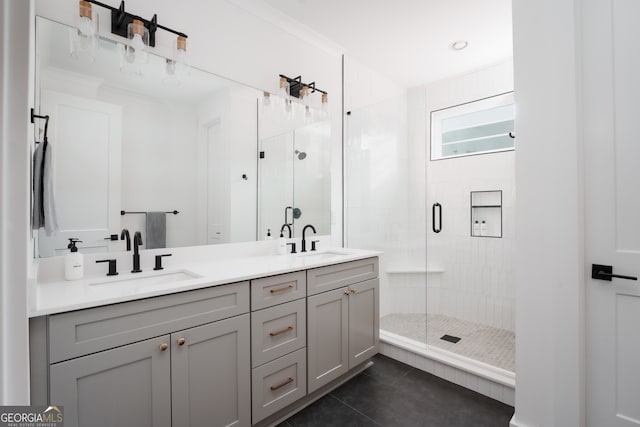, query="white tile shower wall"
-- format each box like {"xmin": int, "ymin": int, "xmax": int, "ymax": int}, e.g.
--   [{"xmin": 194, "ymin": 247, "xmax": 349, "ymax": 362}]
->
[
  {"xmin": 343, "ymin": 56, "xmax": 408, "ymax": 318},
  {"xmin": 405, "ymin": 61, "xmax": 516, "ymax": 332}
]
